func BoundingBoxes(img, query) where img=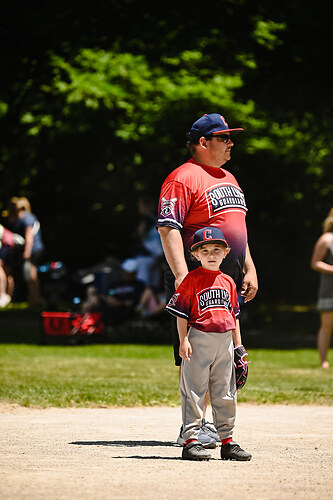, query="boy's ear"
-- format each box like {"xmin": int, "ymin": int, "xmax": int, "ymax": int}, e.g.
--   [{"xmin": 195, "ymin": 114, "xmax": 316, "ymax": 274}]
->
[
  {"xmin": 224, "ymin": 246, "xmax": 231, "ymax": 255},
  {"xmin": 192, "ymin": 250, "xmax": 201, "ymax": 261}
]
